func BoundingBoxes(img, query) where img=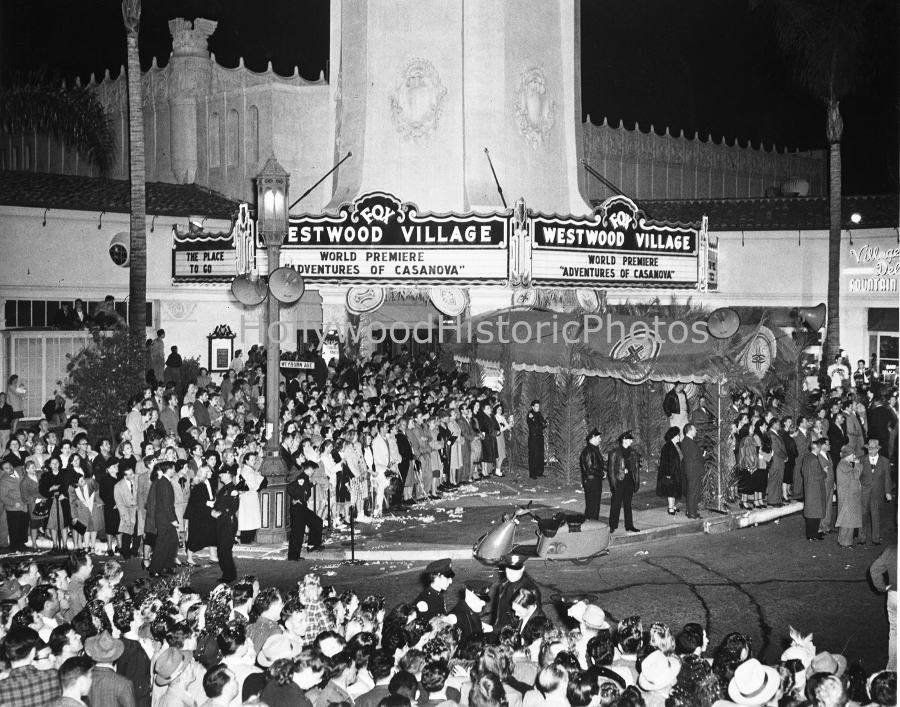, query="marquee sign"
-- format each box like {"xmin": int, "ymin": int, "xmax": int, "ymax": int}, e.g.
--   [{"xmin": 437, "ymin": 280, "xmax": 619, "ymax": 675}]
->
[
  {"xmin": 529, "ymin": 195, "xmax": 704, "ymax": 289},
  {"xmin": 171, "ymin": 194, "xmax": 710, "ymax": 291},
  {"xmin": 264, "ymin": 191, "xmax": 509, "ymax": 285},
  {"xmin": 172, "ymin": 204, "xmax": 253, "ymax": 284}
]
